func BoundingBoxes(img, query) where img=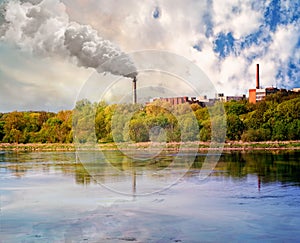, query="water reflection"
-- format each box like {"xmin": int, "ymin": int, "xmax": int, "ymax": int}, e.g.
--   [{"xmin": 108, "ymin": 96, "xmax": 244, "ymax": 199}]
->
[
  {"xmin": 1, "ymin": 150, "xmax": 299, "ymax": 242},
  {"xmin": 213, "ymin": 151, "xmax": 300, "ymax": 186},
  {"xmin": 0, "ymin": 151, "xmax": 91, "ymax": 185},
  {"xmin": 0, "ymin": 150, "xmax": 300, "ymax": 187}
]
